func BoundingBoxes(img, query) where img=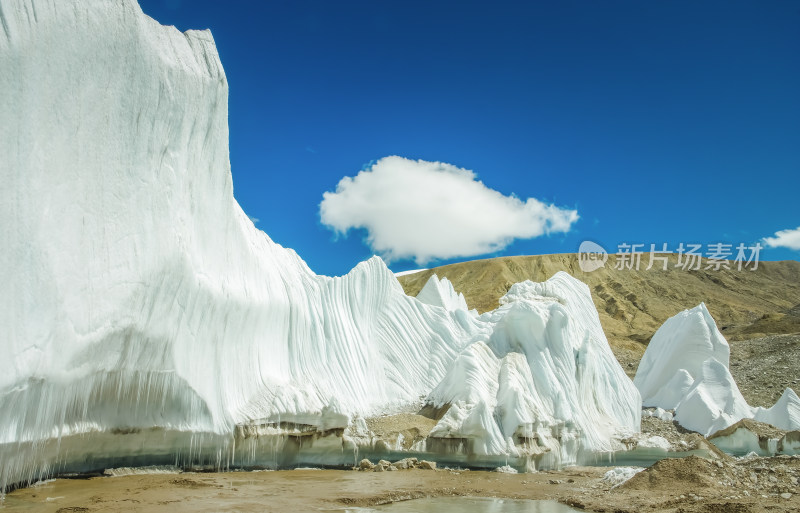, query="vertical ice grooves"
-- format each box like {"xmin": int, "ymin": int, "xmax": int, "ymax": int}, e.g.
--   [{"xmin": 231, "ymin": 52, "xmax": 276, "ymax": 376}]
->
[
  {"xmin": 0, "ymin": 0, "xmax": 641, "ymax": 491},
  {"xmin": 0, "ymin": 4, "xmax": 9, "ymax": 40}
]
